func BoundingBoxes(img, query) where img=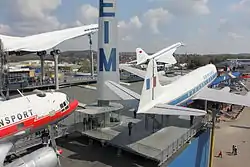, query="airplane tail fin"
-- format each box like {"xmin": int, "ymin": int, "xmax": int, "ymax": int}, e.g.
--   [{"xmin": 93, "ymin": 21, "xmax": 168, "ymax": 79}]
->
[
  {"xmin": 137, "ymin": 59, "xmax": 163, "ymax": 113},
  {"xmin": 136, "ymin": 48, "xmax": 150, "ymax": 65}
]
